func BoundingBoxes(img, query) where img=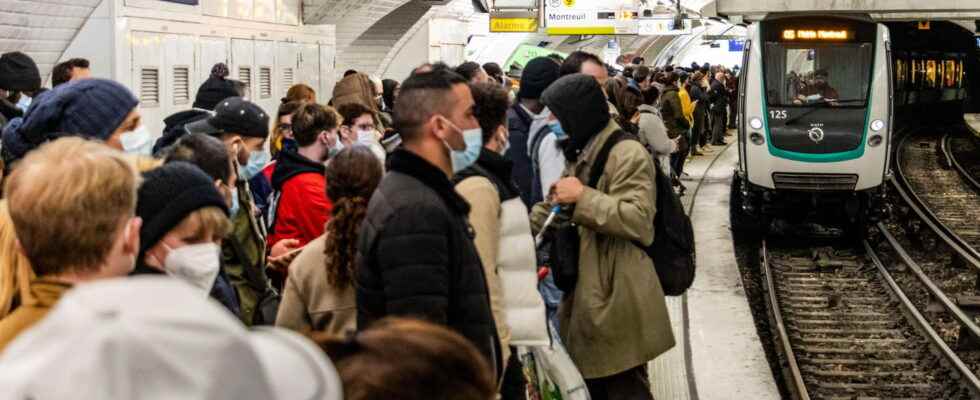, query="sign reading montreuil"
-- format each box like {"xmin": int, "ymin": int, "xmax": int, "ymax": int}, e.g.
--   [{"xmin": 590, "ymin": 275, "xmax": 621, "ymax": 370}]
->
[{"xmin": 545, "ymin": 0, "xmax": 642, "ymax": 35}]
